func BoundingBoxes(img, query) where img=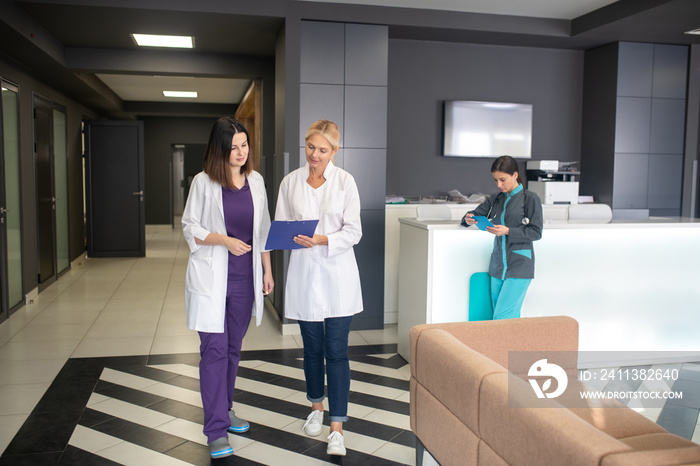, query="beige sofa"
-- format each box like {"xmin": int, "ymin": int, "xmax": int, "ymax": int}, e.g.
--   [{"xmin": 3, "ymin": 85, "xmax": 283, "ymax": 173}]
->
[{"xmin": 409, "ymin": 316, "xmax": 700, "ymax": 466}]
